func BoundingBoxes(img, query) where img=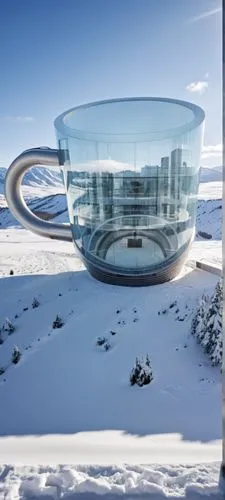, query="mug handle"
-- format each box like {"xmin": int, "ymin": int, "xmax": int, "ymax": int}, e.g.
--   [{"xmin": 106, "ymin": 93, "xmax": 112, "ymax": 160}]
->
[{"xmin": 4, "ymin": 147, "xmax": 72, "ymax": 241}]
